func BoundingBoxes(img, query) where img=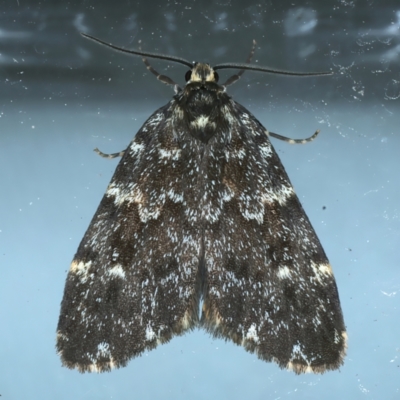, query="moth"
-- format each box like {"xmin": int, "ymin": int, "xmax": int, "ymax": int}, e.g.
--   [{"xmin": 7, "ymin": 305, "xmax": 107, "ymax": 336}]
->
[{"xmin": 57, "ymin": 33, "xmax": 347, "ymax": 374}]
